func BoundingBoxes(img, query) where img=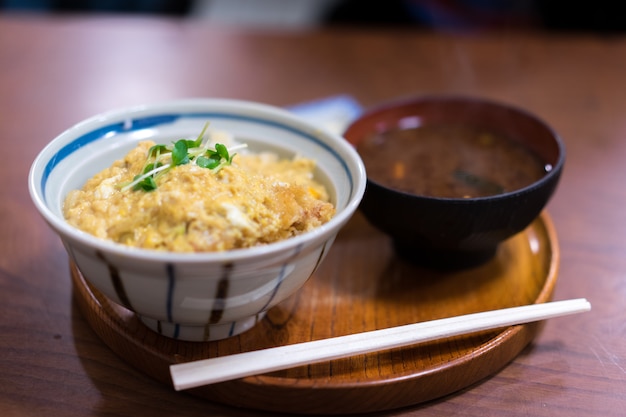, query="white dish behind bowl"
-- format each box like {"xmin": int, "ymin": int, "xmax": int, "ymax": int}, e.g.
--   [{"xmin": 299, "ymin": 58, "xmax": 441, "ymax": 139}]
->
[{"xmin": 29, "ymin": 99, "xmax": 366, "ymax": 341}]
